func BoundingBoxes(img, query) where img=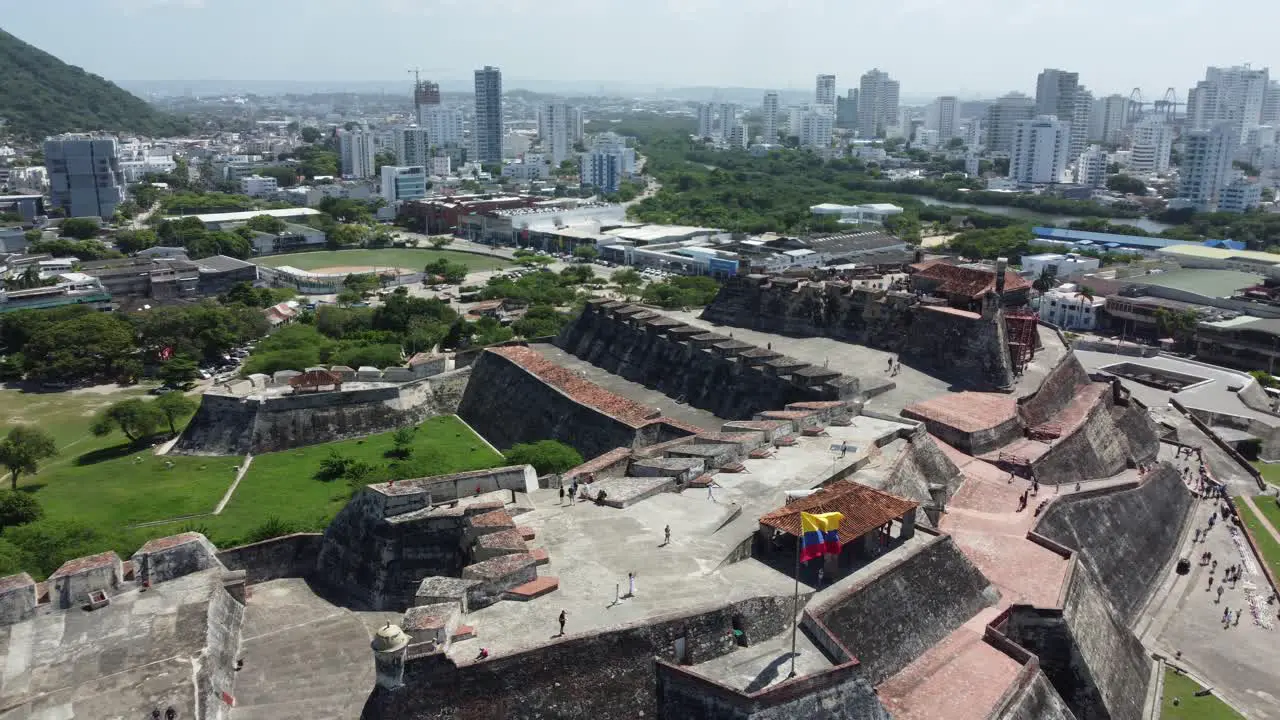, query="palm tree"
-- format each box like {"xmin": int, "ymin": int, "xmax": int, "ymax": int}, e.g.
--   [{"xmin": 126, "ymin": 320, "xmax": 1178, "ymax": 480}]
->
[{"xmin": 1033, "ymin": 268, "xmax": 1057, "ymax": 293}]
